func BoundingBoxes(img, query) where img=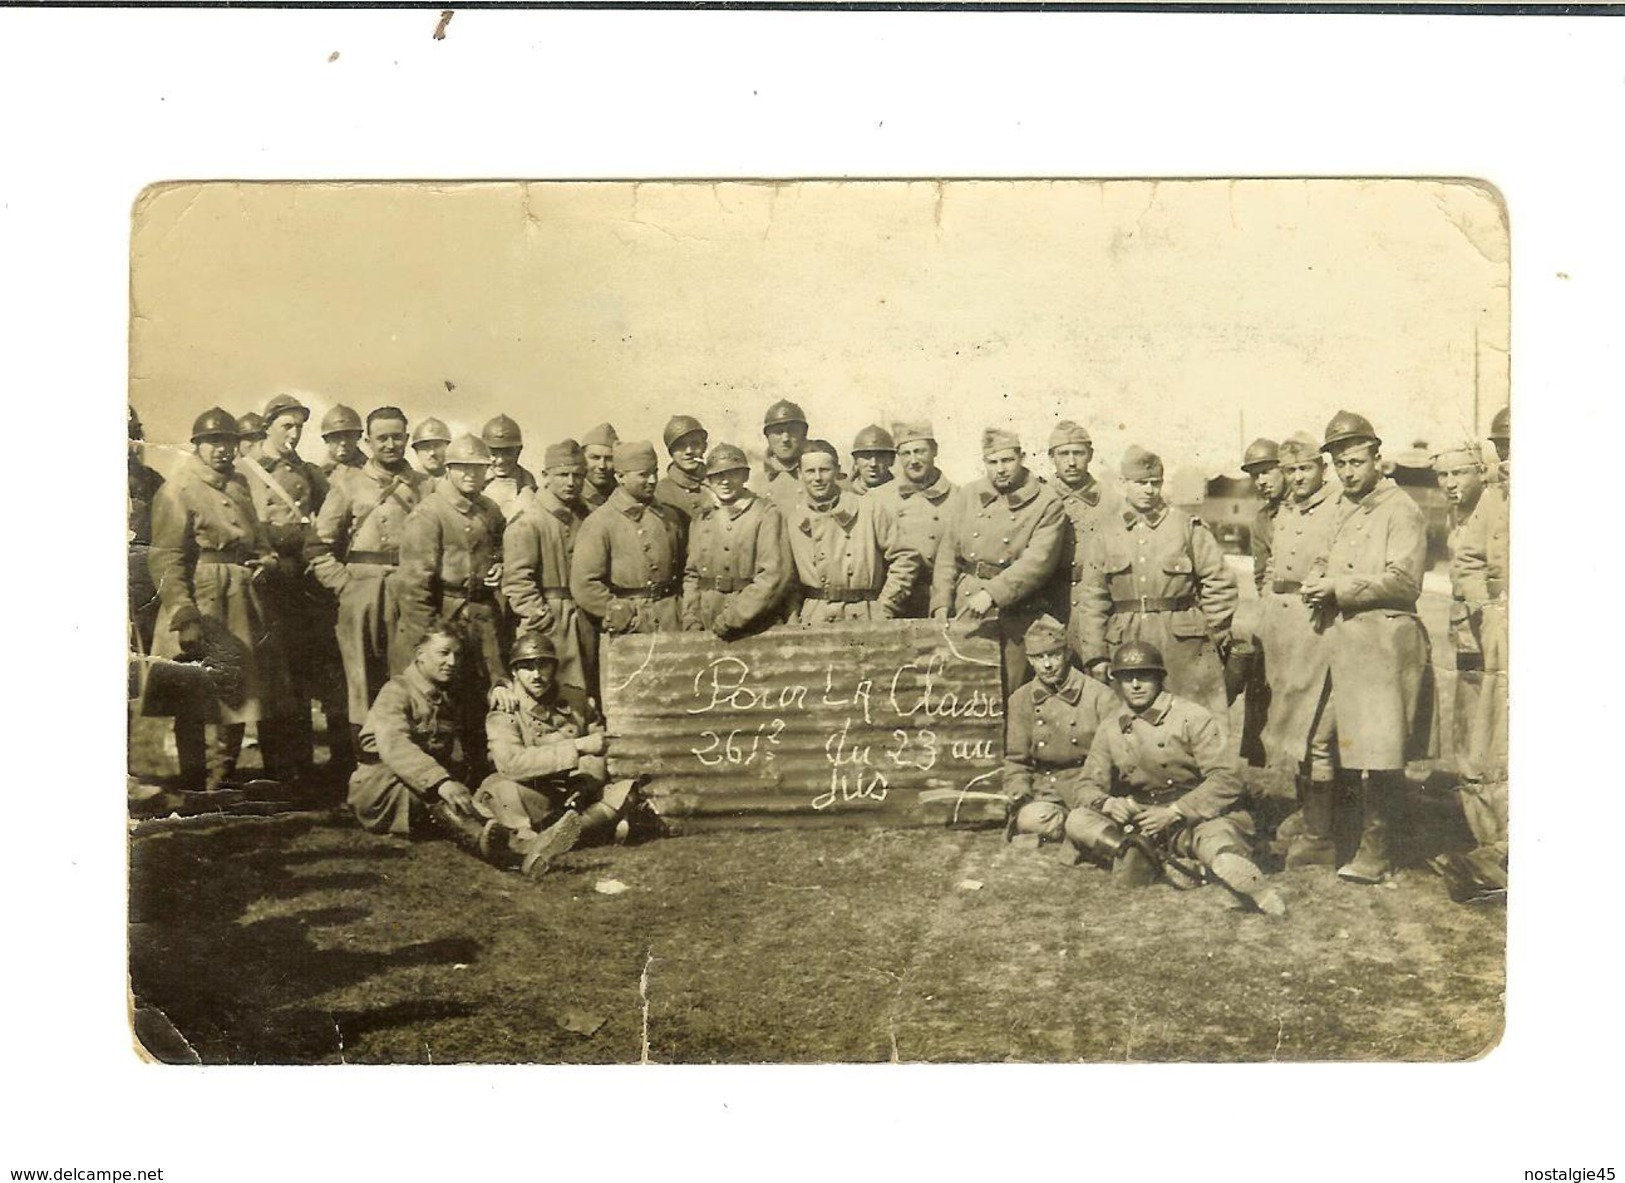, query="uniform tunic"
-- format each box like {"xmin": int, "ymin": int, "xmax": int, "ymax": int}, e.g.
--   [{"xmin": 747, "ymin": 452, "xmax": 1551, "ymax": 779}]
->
[
  {"xmin": 144, "ymin": 455, "xmax": 291, "ymax": 724},
  {"xmin": 1072, "ymin": 505, "xmax": 1237, "ymax": 722},
  {"xmin": 758, "ymin": 456, "xmax": 804, "ymax": 512},
  {"xmin": 128, "ymin": 456, "xmax": 165, "ymax": 654},
  {"xmin": 581, "ymin": 478, "xmax": 616, "ymax": 513},
  {"xmin": 347, "ymin": 663, "xmax": 463, "ymax": 835},
  {"xmin": 1313, "ymin": 478, "xmax": 1438, "ymax": 771},
  {"xmin": 870, "ymin": 470, "xmax": 955, "ymax": 618},
  {"xmin": 1250, "ymin": 498, "xmax": 1281, "ymax": 594},
  {"xmin": 477, "ymin": 680, "xmax": 611, "ymax": 832},
  {"xmin": 931, "ymin": 470, "xmax": 1070, "ymax": 694},
  {"xmin": 485, "ymin": 466, "xmax": 539, "ymax": 523},
  {"xmin": 307, "ymin": 459, "xmax": 428, "ymax": 719},
  {"xmin": 502, "ymin": 488, "xmax": 595, "ymax": 694},
  {"xmin": 1259, "ymin": 480, "xmax": 1340, "ymax": 769},
  {"xmin": 570, "ymin": 487, "xmax": 685, "ymax": 635},
  {"xmin": 1448, "ymin": 479, "xmax": 1509, "ymax": 785},
  {"xmin": 784, "ymin": 489, "xmax": 920, "ymax": 625},
  {"xmin": 1003, "ymin": 665, "xmax": 1121, "ymax": 808},
  {"xmin": 322, "ymin": 454, "xmax": 366, "ymax": 480},
  {"xmin": 681, "ymin": 492, "xmax": 794, "ymax": 637},
  {"xmin": 1054, "ymin": 475, "xmax": 1122, "ymax": 585},
  {"xmin": 654, "ymin": 465, "xmax": 712, "ymax": 527}
]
